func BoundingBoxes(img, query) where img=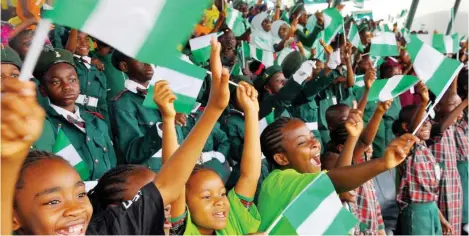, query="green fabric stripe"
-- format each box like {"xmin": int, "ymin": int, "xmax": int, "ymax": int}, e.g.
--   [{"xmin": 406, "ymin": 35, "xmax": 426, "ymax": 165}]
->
[
  {"xmin": 164, "ymin": 56, "xmax": 207, "ymax": 79},
  {"xmin": 52, "ymin": 129, "xmax": 70, "ymax": 152},
  {"xmin": 390, "ymin": 75, "xmax": 418, "ymax": 96},
  {"xmin": 283, "ymin": 174, "xmax": 332, "ymax": 228},
  {"xmin": 136, "ymin": 0, "xmax": 212, "ymax": 66},
  {"xmin": 243, "ymin": 41, "xmax": 251, "ymax": 59},
  {"xmin": 270, "ymin": 216, "xmax": 298, "ymax": 235},
  {"xmin": 370, "ymin": 44, "xmax": 399, "ymax": 57},
  {"xmin": 174, "ymin": 93, "xmax": 197, "ymax": 114},
  {"xmin": 43, "ymin": 0, "xmax": 98, "ymax": 29},
  {"xmin": 408, "ymin": 35, "xmax": 424, "ymax": 62},
  {"xmin": 191, "ymin": 47, "xmax": 212, "ymax": 64},
  {"xmin": 322, "ymin": 208, "xmax": 358, "ymax": 235},
  {"xmin": 255, "ymin": 47, "xmax": 263, "ymax": 62},
  {"xmin": 432, "ymin": 34, "xmax": 446, "ymax": 54},
  {"xmin": 75, "ymin": 161, "xmax": 91, "ymax": 180},
  {"xmin": 367, "ymin": 79, "xmax": 387, "ymax": 101},
  {"xmin": 427, "ymin": 58, "xmax": 462, "ymax": 96}
]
